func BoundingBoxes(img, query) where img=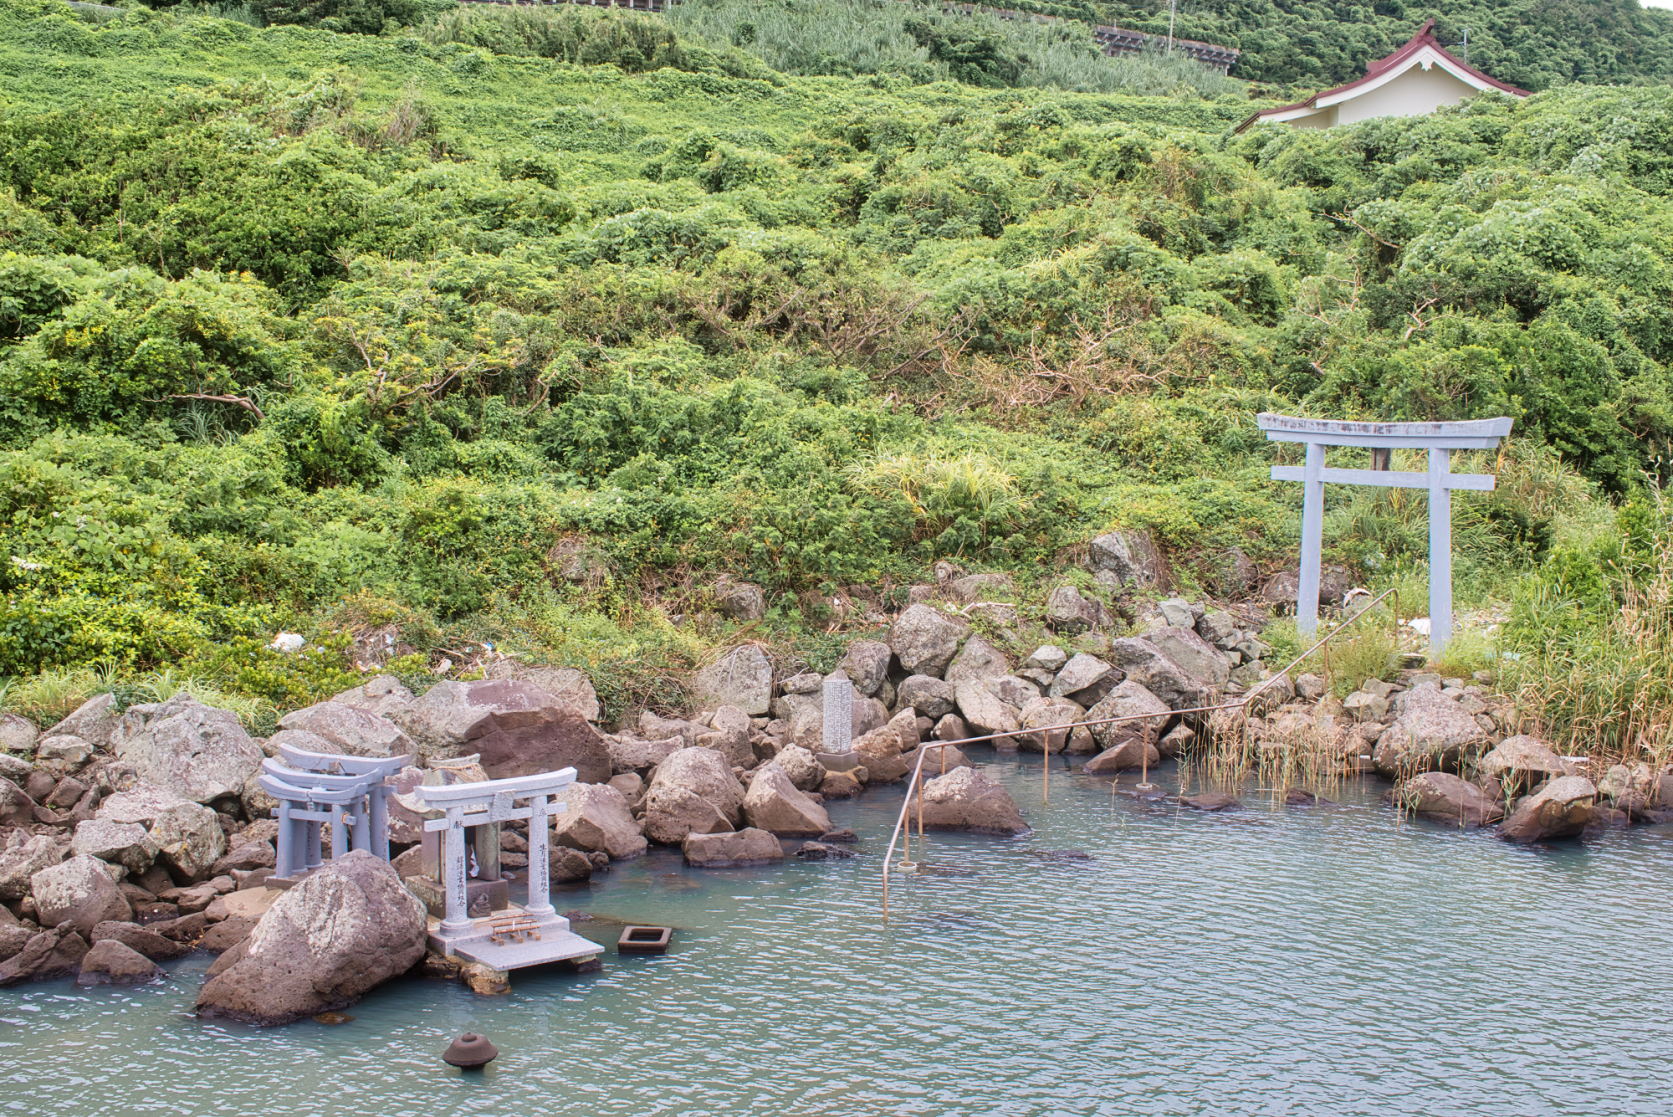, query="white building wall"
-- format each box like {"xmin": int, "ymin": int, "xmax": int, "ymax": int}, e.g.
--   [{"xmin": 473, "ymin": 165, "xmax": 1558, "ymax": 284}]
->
[{"xmin": 1333, "ymin": 65, "xmax": 1481, "ymax": 125}]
